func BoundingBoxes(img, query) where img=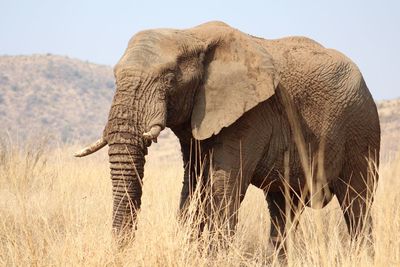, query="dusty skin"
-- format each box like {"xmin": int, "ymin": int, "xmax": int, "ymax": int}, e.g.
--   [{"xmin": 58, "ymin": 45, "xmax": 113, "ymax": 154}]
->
[
  {"xmin": 76, "ymin": 21, "xmax": 380, "ymax": 252},
  {"xmin": 73, "ymin": 21, "xmax": 380, "ymax": 258}
]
